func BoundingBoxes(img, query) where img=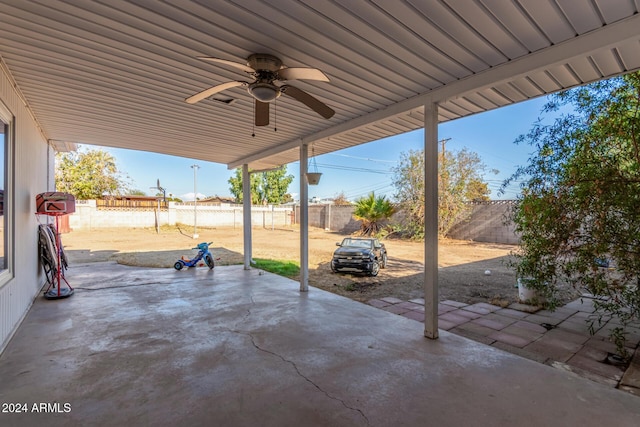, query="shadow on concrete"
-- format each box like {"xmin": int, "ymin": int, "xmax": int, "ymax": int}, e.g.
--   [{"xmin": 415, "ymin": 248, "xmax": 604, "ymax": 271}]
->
[
  {"xmin": 63, "ymin": 249, "xmax": 119, "ymax": 264},
  {"xmin": 65, "ymin": 246, "xmax": 245, "ymax": 269}
]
